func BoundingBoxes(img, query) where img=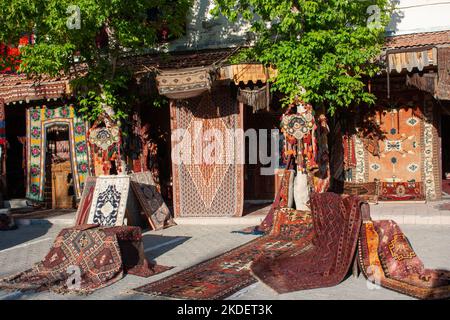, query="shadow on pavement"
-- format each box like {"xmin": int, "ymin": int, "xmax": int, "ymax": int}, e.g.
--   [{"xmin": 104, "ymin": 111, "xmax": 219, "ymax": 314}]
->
[
  {"xmin": 0, "ymin": 224, "xmax": 52, "ymax": 252},
  {"xmin": 142, "ymin": 234, "xmax": 191, "ymax": 263}
]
